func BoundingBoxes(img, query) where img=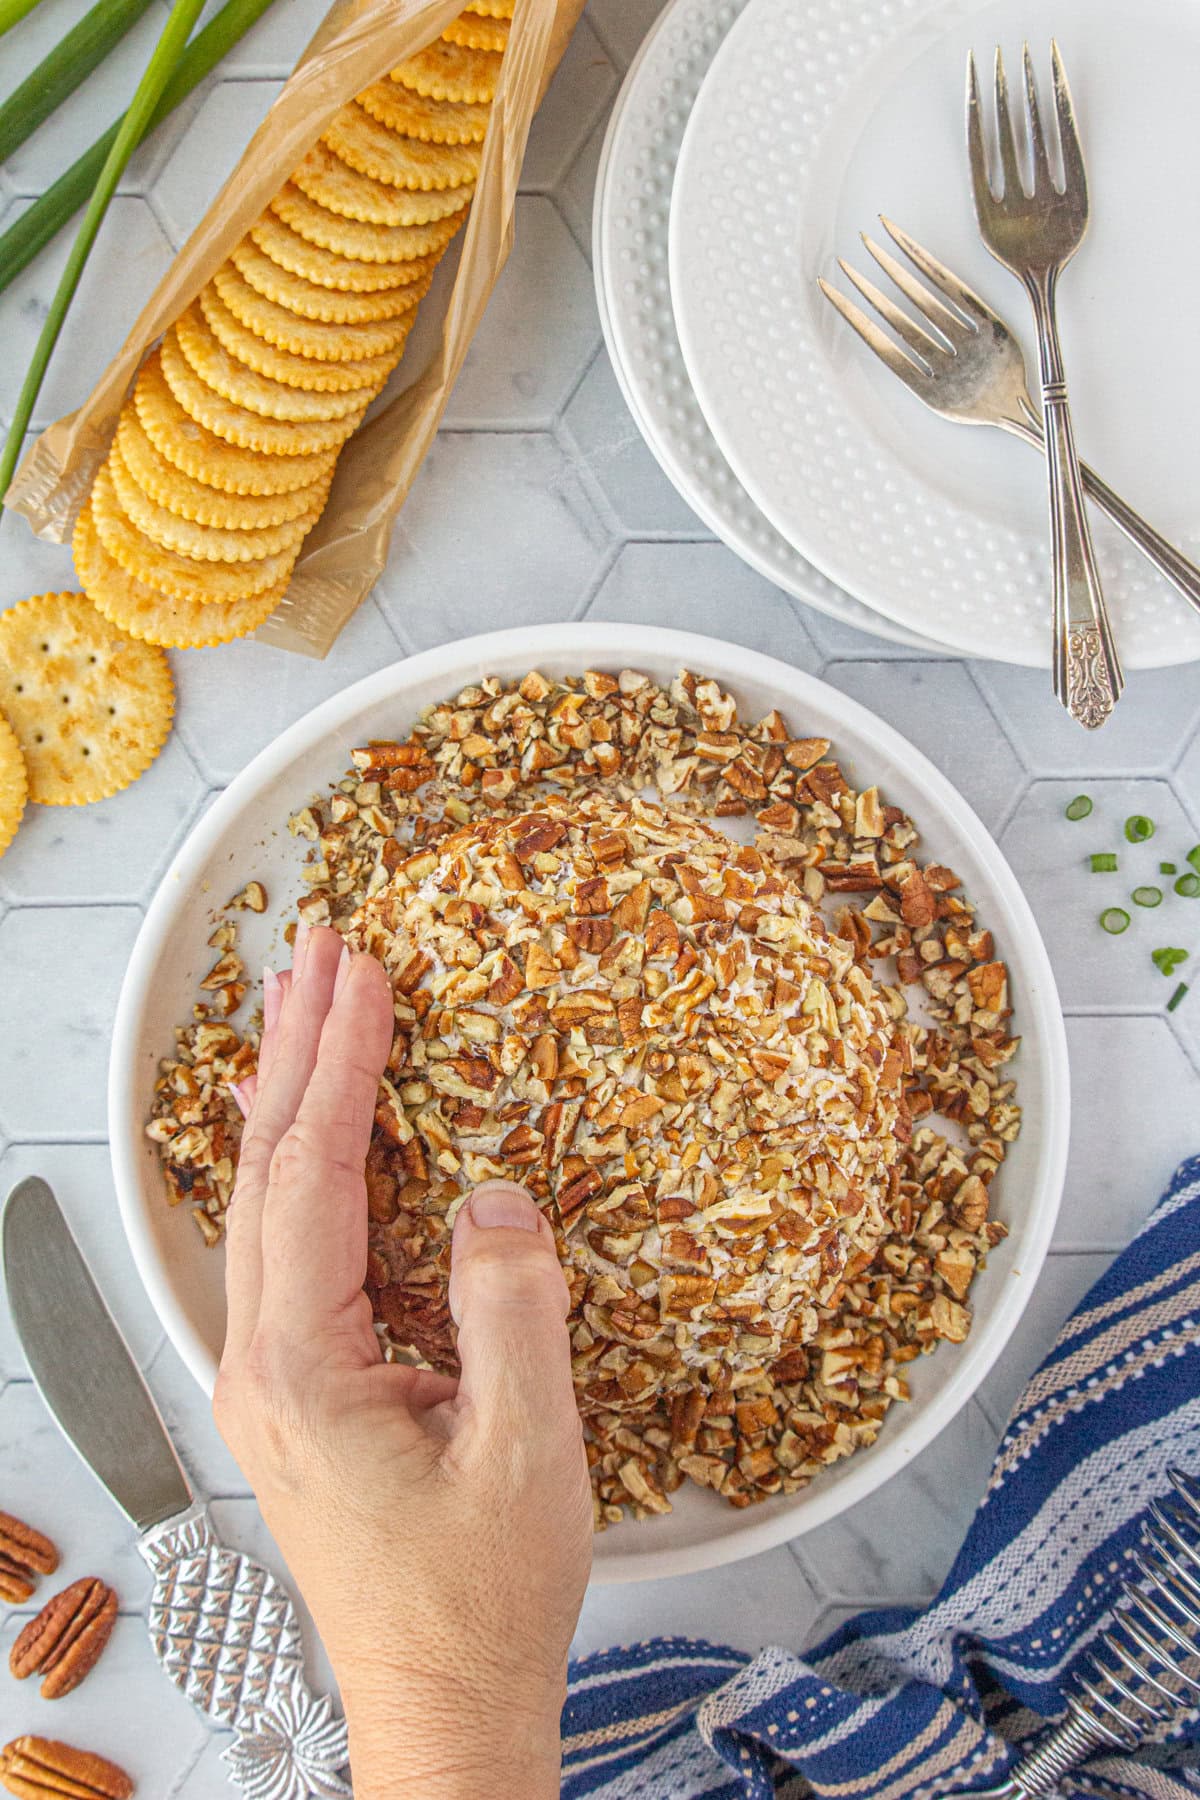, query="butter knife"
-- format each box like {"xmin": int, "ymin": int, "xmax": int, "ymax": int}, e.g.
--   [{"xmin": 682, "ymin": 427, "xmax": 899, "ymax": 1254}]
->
[{"xmin": 2, "ymin": 1175, "xmax": 352, "ymax": 1800}]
